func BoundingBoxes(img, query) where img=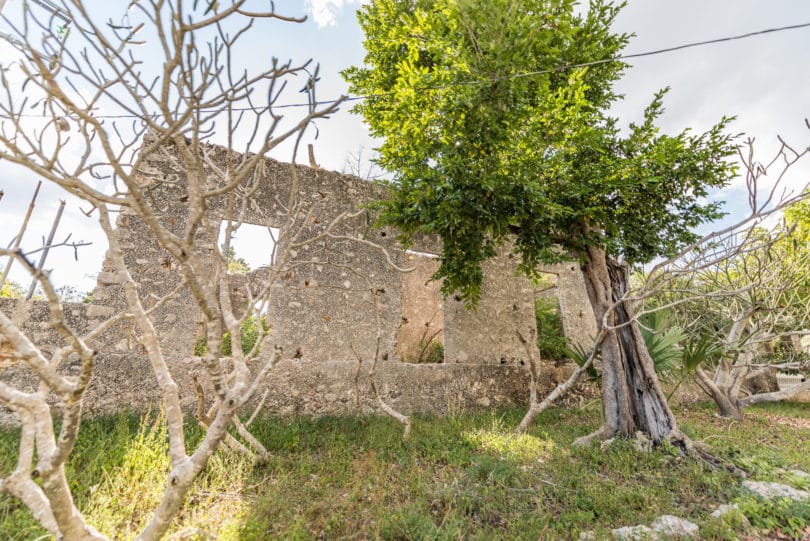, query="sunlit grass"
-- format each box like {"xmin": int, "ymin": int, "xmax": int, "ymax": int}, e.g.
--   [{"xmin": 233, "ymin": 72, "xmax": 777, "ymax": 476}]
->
[
  {"xmin": 463, "ymin": 424, "xmax": 556, "ymax": 463},
  {"xmin": 0, "ymin": 401, "xmax": 808, "ymax": 539},
  {"xmin": 82, "ymin": 411, "xmax": 171, "ymax": 536}
]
